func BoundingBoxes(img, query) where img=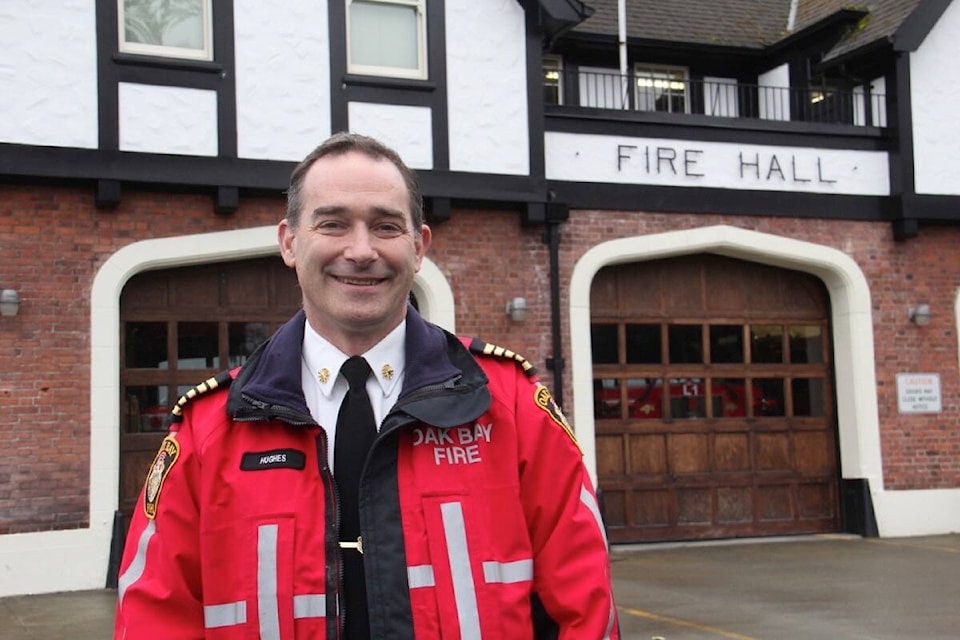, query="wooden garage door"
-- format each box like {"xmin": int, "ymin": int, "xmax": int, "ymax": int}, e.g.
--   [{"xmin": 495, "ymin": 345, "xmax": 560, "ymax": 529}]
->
[
  {"xmin": 119, "ymin": 257, "xmax": 302, "ymax": 520},
  {"xmin": 592, "ymin": 254, "xmax": 839, "ymax": 543}
]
